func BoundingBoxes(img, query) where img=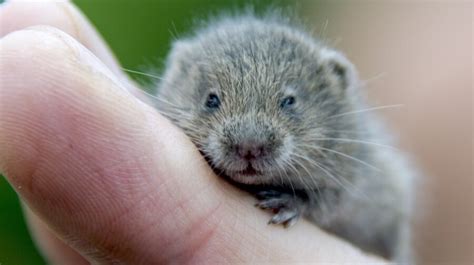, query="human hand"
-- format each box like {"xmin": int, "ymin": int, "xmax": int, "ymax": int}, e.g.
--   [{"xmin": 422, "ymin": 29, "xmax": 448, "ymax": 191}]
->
[{"xmin": 0, "ymin": 1, "xmax": 389, "ymax": 264}]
